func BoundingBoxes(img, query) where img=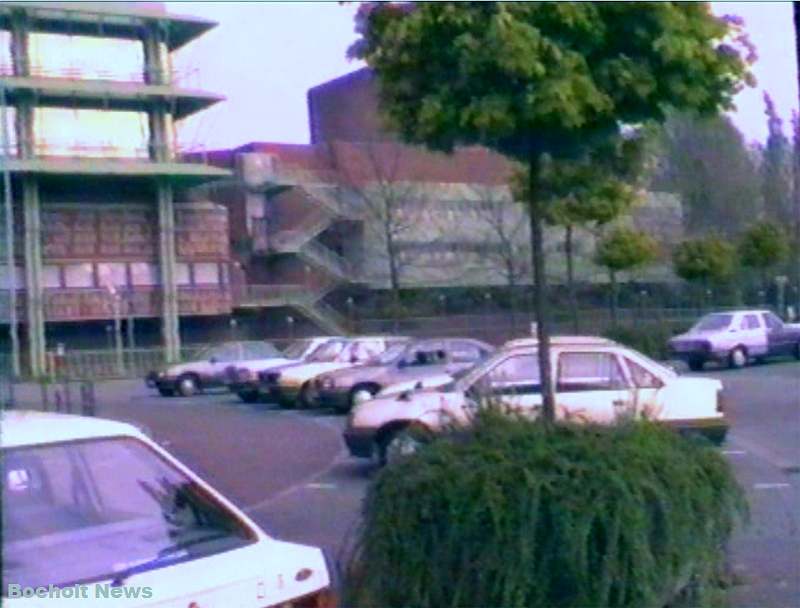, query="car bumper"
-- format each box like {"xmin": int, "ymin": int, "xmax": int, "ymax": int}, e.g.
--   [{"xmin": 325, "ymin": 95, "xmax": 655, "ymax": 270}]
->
[
  {"xmin": 664, "ymin": 417, "xmax": 729, "ymax": 445},
  {"xmin": 316, "ymin": 388, "xmax": 351, "ymax": 410},
  {"xmin": 145, "ymin": 372, "xmax": 177, "ymax": 391},
  {"xmin": 343, "ymin": 427, "xmax": 378, "ymax": 459},
  {"xmin": 268, "ymin": 384, "xmax": 301, "ymax": 405},
  {"xmin": 669, "ymin": 349, "xmax": 728, "ymax": 364},
  {"xmin": 228, "ymin": 380, "xmax": 260, "ymax": 394}
]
